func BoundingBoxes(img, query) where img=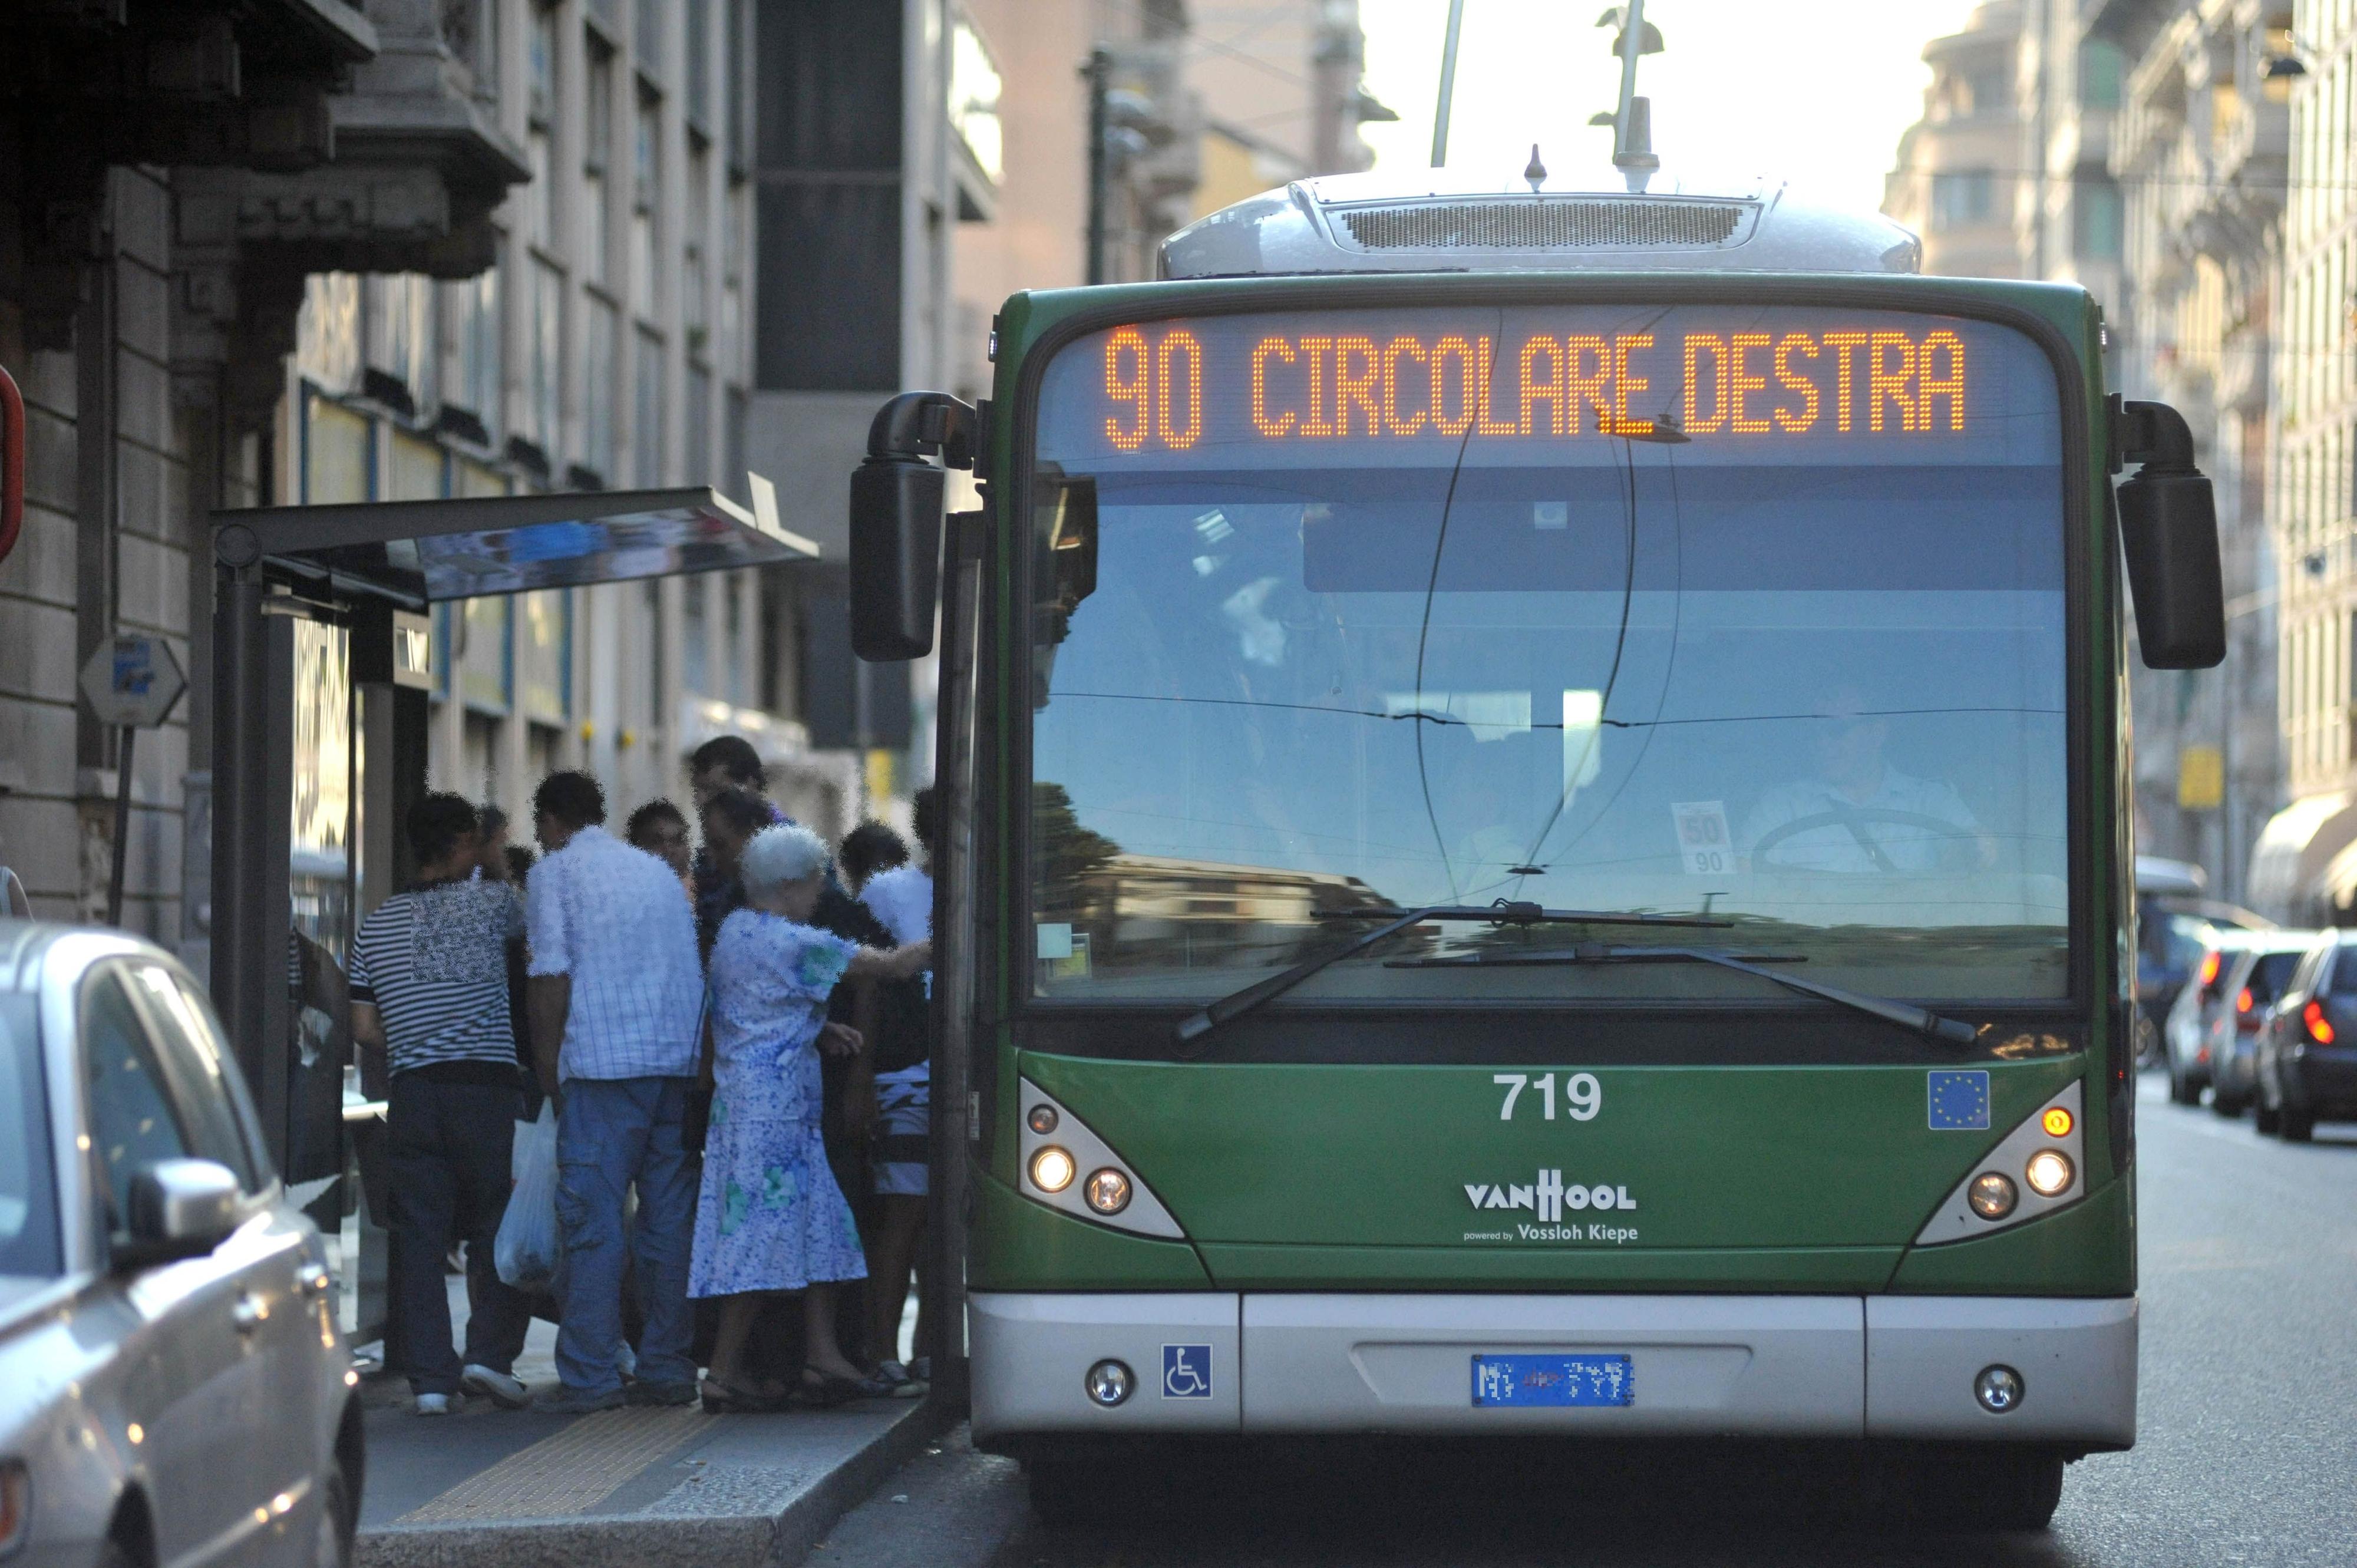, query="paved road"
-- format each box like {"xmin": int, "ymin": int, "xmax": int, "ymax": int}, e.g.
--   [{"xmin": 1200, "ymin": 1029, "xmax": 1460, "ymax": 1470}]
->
[{"xmin": 816, "ymin": 1077, "xmax": 2357, "ymax": 1567}]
